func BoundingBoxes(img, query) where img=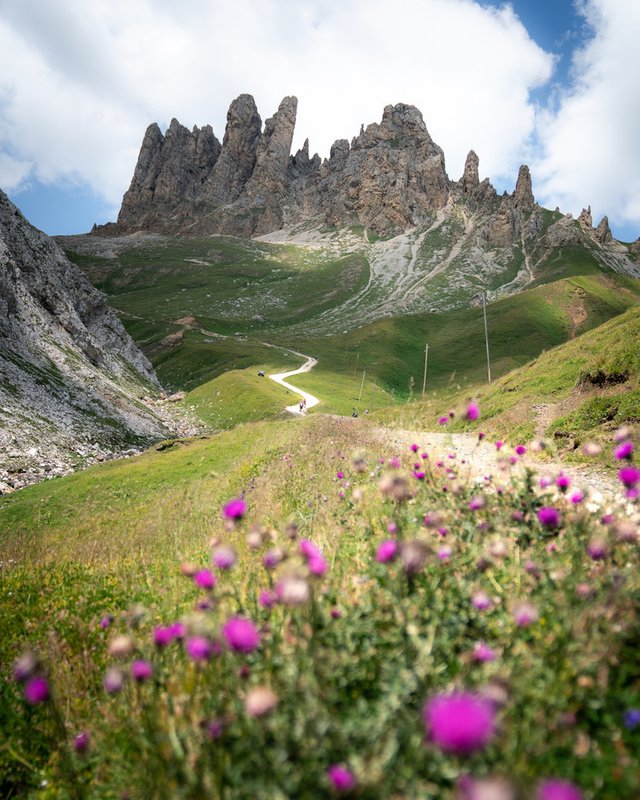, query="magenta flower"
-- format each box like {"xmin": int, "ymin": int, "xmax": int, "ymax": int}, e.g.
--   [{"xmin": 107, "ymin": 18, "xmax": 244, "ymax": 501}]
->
[
  {"xmin": 515, "ymin": 444, "xmax": 526, "ymax": 456},
  {"xmin": 410, "ymin": 443, "xmax": 419, "ymax": 452},
  {"xmin": 259, "ymin": 589, "xmax": 277, "ymax": 609},
  {"xmin": 537, "ymin": 779, "xmax": 583, "ymax": 800},
  {"xmin": 131, "ymin": 660, "xmax": 153, "ymax": 682},
  {"xmin": 205, "ymin": 719, "xmax": 224, "ymax": 739},
  {"xmin": 309, "ymin": 555, "xmax": 328, "ymax": 575},
  {"xmin": 213, "ymin": 545, "xmax": 236, "ymax": 570},
  {"xmin": 619, "ymin": 466, "xmax": 640, "ymax": 488},
  {"xmin": 327, "ymin": 764, "xmax": 357, "ymax": 792},
  {"xmin": 223, "ymin": 498, "xmax": 246, "ymax": 520},
  {"xmin": 614, "ymin": 441, "xmax": 634, "ymax": 460},
  {"xmin": 438, "ymin": 546, "xmax": 452, "ymax": 561},
  {"xmin": 539, "ymin": 475, "xmax": 553, "ymax": 489},
  {"xmin": 185, "ymin": 636, "xmax": 213, "ymax": 661},
  {"xmin": 24, "ymin": 675, "xmax": 50, "ymax": 705},
  {"xmin": 513, "ymin": 602, "xmax": 538, "ymax": 627},
  {"xmin": 438, "ymin": 416, "xmax": 448, "ymax": 426},
  {"xmin": 586, "ymin": 539, "xmax": 608, "ymax": 560},
  {"xmin": 413, "ymin": 469, "xmax": 426, "ymax": 480},
  {"xmin": 194, "ymin": 569, "xmax": 216, "ymax": 590},
  {"xmin": 74, "ymin": 731, "xmax": 90, "ymax": 754},
  {"xmin": 263, "ymin": 549, "xmax": 282, "ymax": 569},
  {"xmin": 465, "ymin": 402, "xmax": 480, "ymax": 421},
  {"xmin": 537, "ymin": 507, "xmax": 562, "ymax": 530},
  {"xmin": 556, "ymin": 473, "xmax": 571, "ymax": 492},
  {"xmin": 153, "ymin": 626, "xmax": 175, "ymax": 648},
  {"xmin": 468, "ymin": 496, "xmax": 486, "ymax": 511},
  {"xmin": 495, "ymin": 440, "xmax": 503, "ymax": 450},
  {"xmin": 473, "ymin": 642, "xmax": 497, "ymax": 662},
  {"xmin": 170, "ymin": 621, "xmax": 186, "ymax": 639},
  {"xmin": 99, "ymin": 615, "xmax": 113, "ymax": 629},
  {"xmin": 336, "ymin": 470, "xmax": 345, "ymax": 479},
  {"xmin": 423, "ymin": 692, "xmax": 496, "ymax": 754},
  {"xmin": 472, "ymin": 591, "xmax": 493, "ymax": 611},
  {"xmin": 376, "ymin": 539, "xmax": 398, "ymax": 563},
  {"xmin": 300, "ymin": 540, "xmax": 328, "ymax": 575},
  {"xmin": 570, "ymin": 490, "xmax": 584, "ymax": 504},
  {"xmin": 222, "ymin": 617, "xmax": 260, "ymax": 653}
]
